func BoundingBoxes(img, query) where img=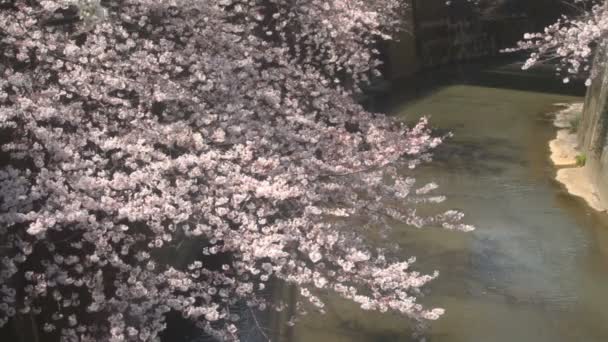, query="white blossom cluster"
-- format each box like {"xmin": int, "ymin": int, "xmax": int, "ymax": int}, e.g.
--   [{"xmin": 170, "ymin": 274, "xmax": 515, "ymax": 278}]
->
[
  {"xmin": 0, "ymin": 0, "xmax": 472, "ymax": 341},
  {"xmin": 506, "ymin": 0, "xmax": 608, "ymax": 85}
]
